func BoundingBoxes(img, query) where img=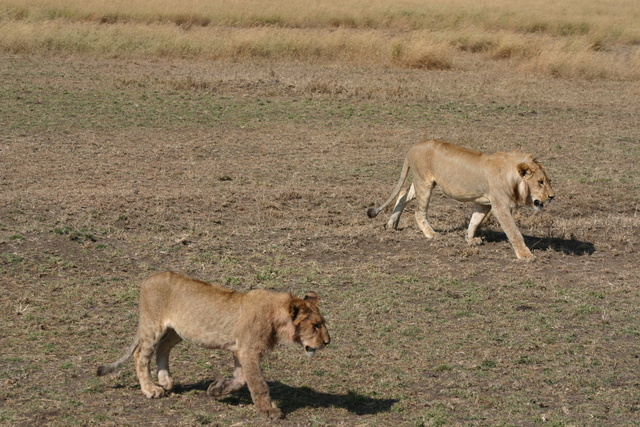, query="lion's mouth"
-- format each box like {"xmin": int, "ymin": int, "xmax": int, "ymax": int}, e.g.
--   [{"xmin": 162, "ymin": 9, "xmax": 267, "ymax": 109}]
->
[
  {"xmin": 533, "ymin": 199, "xmax": 544, "ymax": 211},
  {"xmin": 304, "ymin": 345, "xmax": 317, "ymax": 356}
]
